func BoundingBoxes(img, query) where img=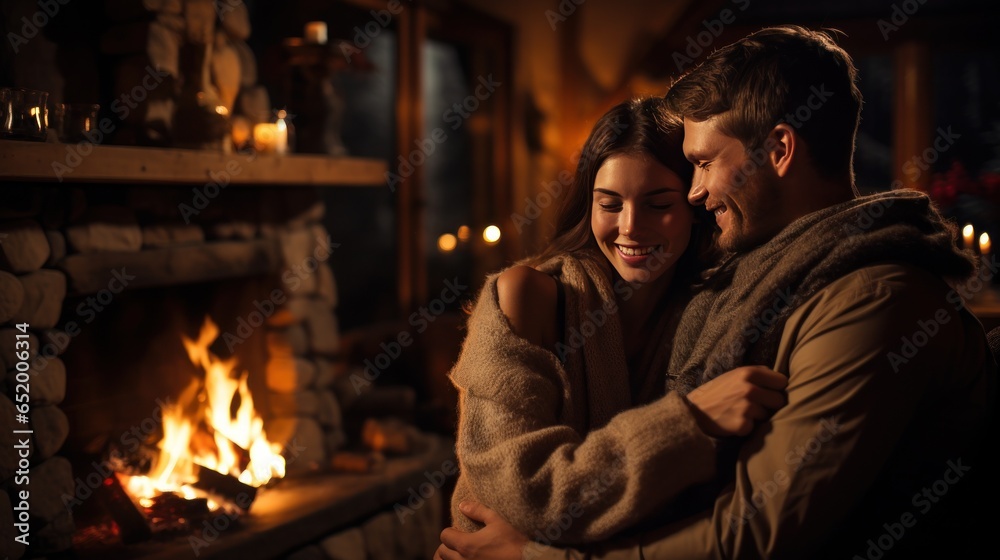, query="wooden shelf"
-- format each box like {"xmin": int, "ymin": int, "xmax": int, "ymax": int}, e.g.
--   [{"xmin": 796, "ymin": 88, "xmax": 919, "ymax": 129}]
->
[{"xmin": 0, "ymin": 140, "xmax": 387, "ymax": 187}]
